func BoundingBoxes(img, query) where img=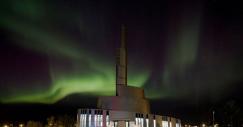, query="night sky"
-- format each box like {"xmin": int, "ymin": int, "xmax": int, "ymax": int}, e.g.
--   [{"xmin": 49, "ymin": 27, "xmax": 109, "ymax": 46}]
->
[{"xmin": 0, "ymin": 0, "xmax": 243, "ymax": 124}]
